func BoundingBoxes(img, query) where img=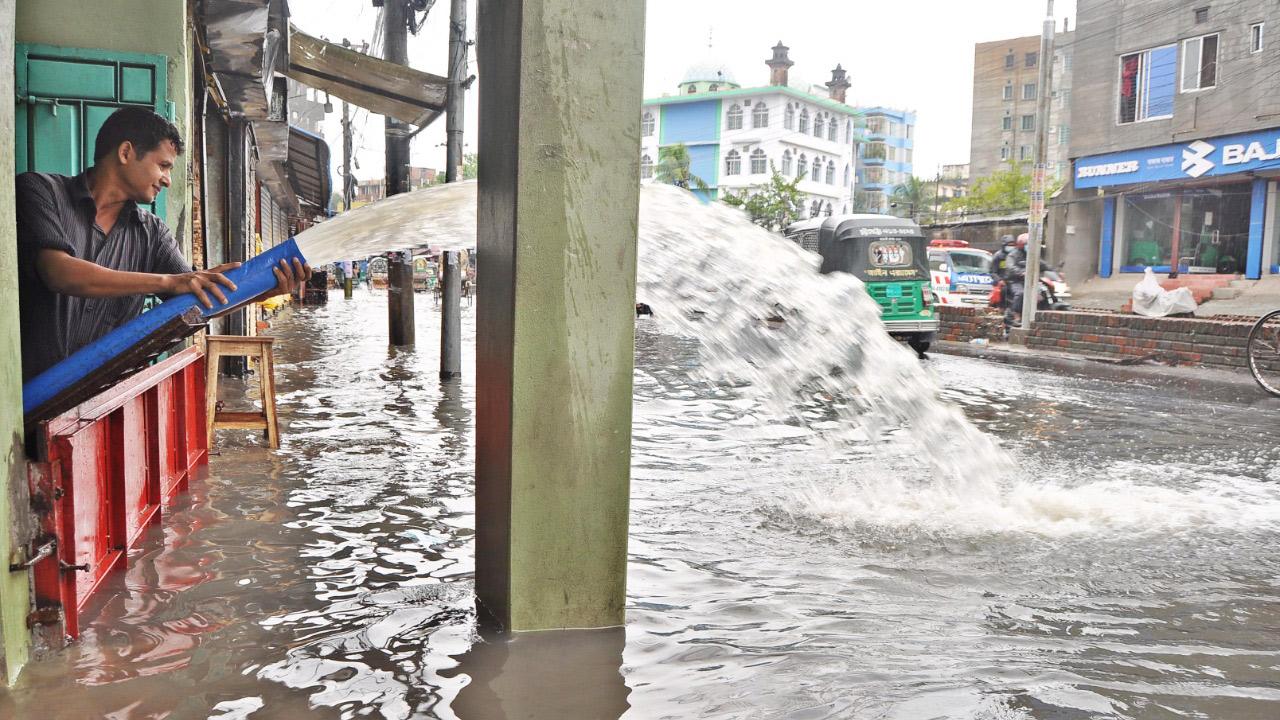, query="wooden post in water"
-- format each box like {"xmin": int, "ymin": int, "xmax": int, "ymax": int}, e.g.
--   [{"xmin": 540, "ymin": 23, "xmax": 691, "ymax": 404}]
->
[
  {"xmin": 440, "ymin": 251, "xmax": 461, "ymax": 379},
  {"xmin": 384, "ymin": 0, "xmax": 415, "ymax": 347},
  {"xmin": 475, "ymin": 0, "xmax": 643, "ymax": 631}
]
